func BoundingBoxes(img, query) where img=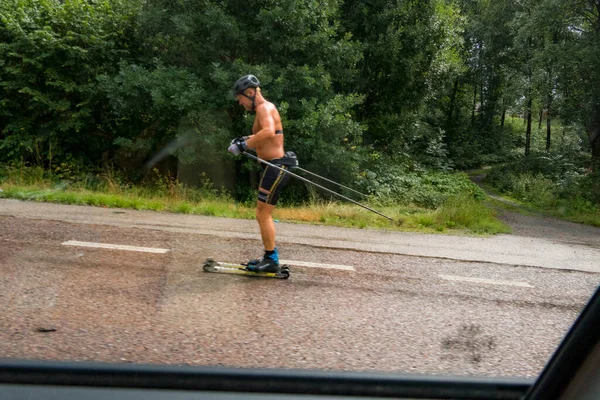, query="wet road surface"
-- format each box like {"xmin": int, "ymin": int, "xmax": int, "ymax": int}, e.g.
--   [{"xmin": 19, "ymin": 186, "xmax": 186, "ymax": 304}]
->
[{"xmin": 1, "ymin": 200, "xmax": 598, "ymax": 378}]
